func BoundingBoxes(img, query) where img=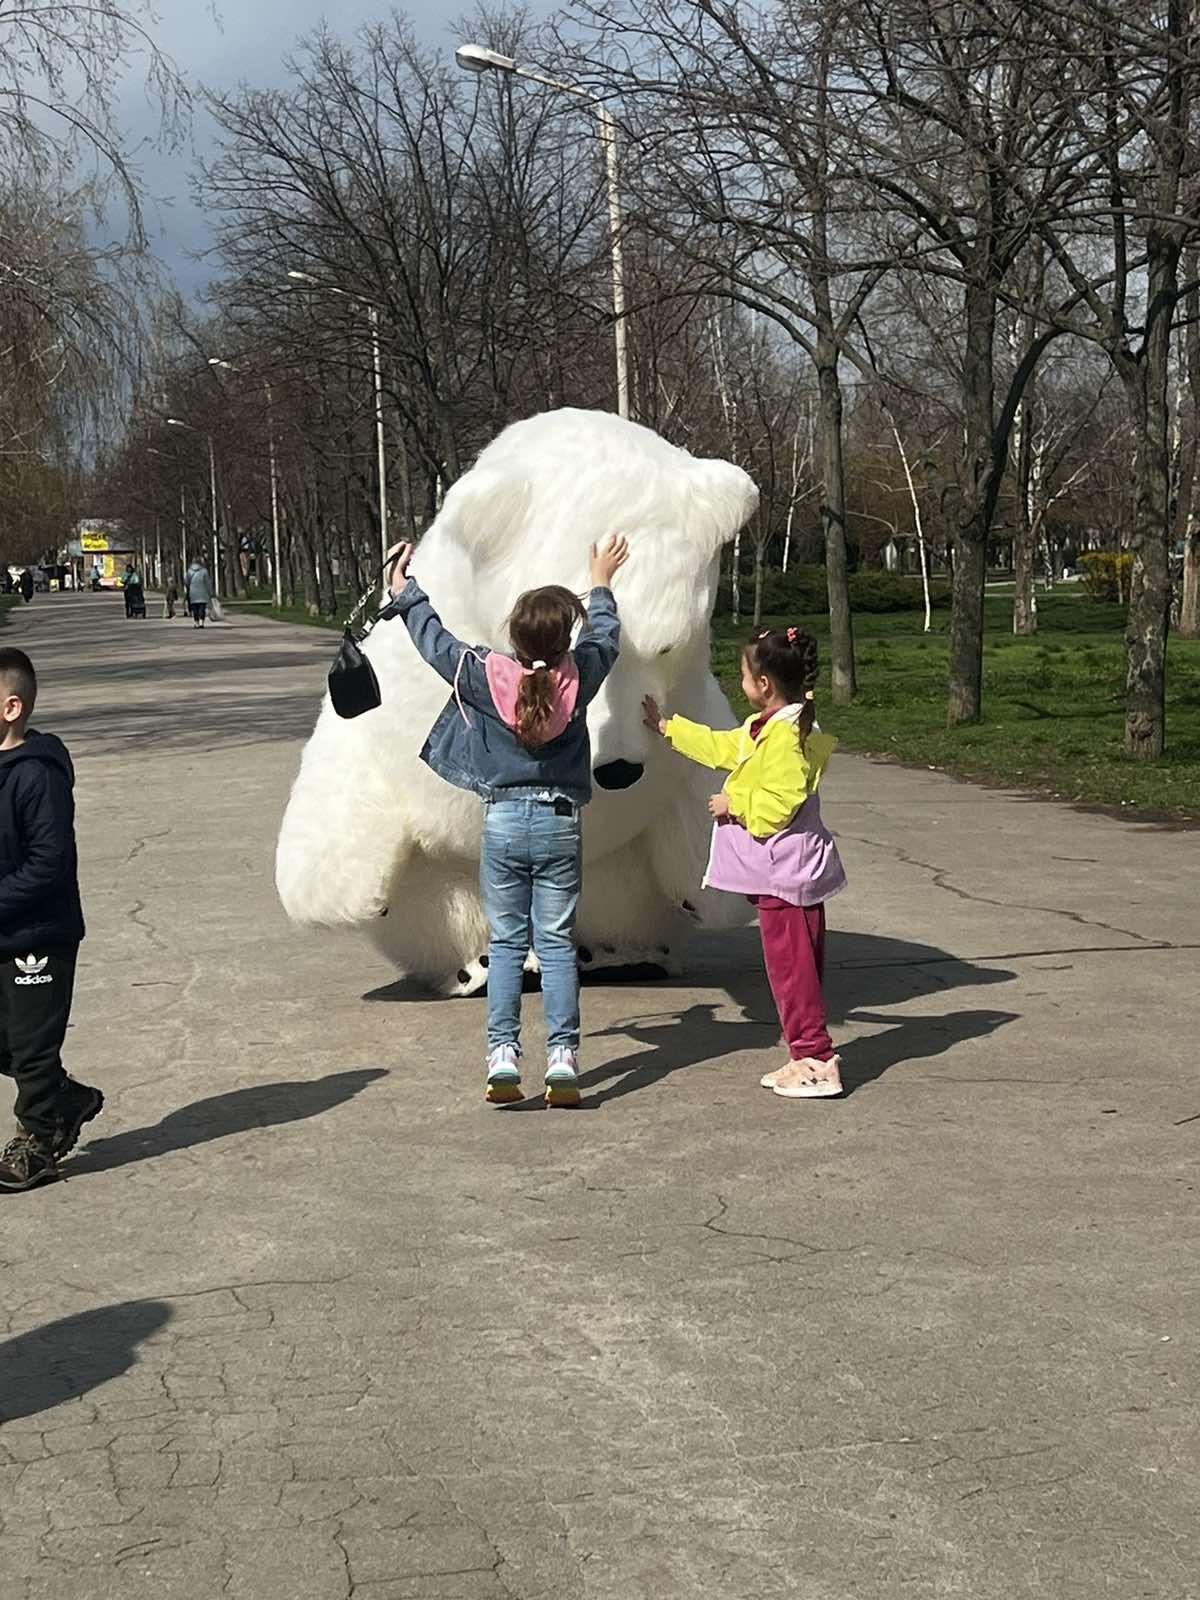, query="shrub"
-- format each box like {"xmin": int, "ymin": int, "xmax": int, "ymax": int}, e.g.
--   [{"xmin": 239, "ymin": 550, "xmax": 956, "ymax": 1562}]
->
[
  {"xmin": 719, "ymin": 564, "xmax": 951, "ymax": 617},
  {"xmin": 1079, "ymin": 552, "xmax": 1134, "ymax": 604}
]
